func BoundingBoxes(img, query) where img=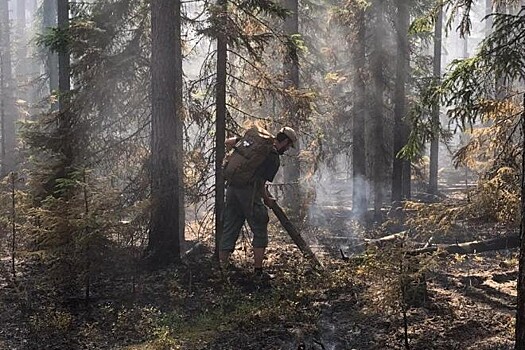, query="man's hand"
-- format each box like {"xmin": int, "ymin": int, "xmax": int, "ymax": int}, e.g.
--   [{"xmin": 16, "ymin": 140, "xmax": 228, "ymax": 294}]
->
[{"xmin": 263, "ymin": 196, "xmax": 276, "ymax": 208}]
